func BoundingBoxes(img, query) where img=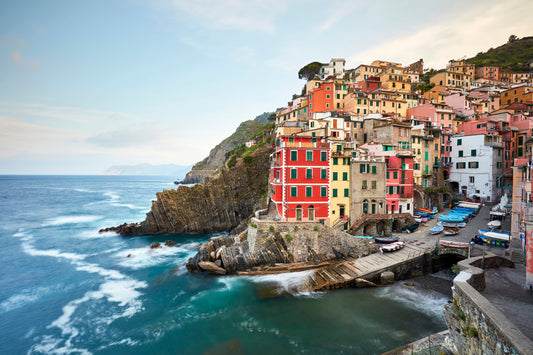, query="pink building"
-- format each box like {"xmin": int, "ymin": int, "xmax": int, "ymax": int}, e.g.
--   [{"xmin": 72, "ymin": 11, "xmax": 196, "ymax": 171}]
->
[{"xmin": 445, "ymin": 93, "xmax": 476, "ymax": 117}]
